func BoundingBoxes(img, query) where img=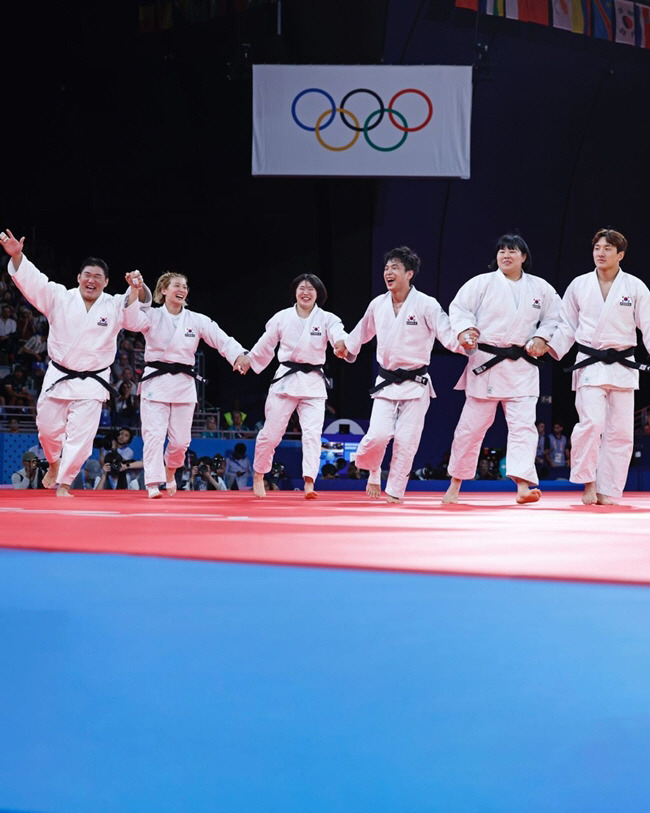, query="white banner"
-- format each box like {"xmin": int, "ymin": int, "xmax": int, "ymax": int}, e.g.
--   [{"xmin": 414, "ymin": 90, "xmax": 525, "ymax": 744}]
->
[{"xmin": 252, "ymin": 64, "xmax": 472, "ymax": 178}]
